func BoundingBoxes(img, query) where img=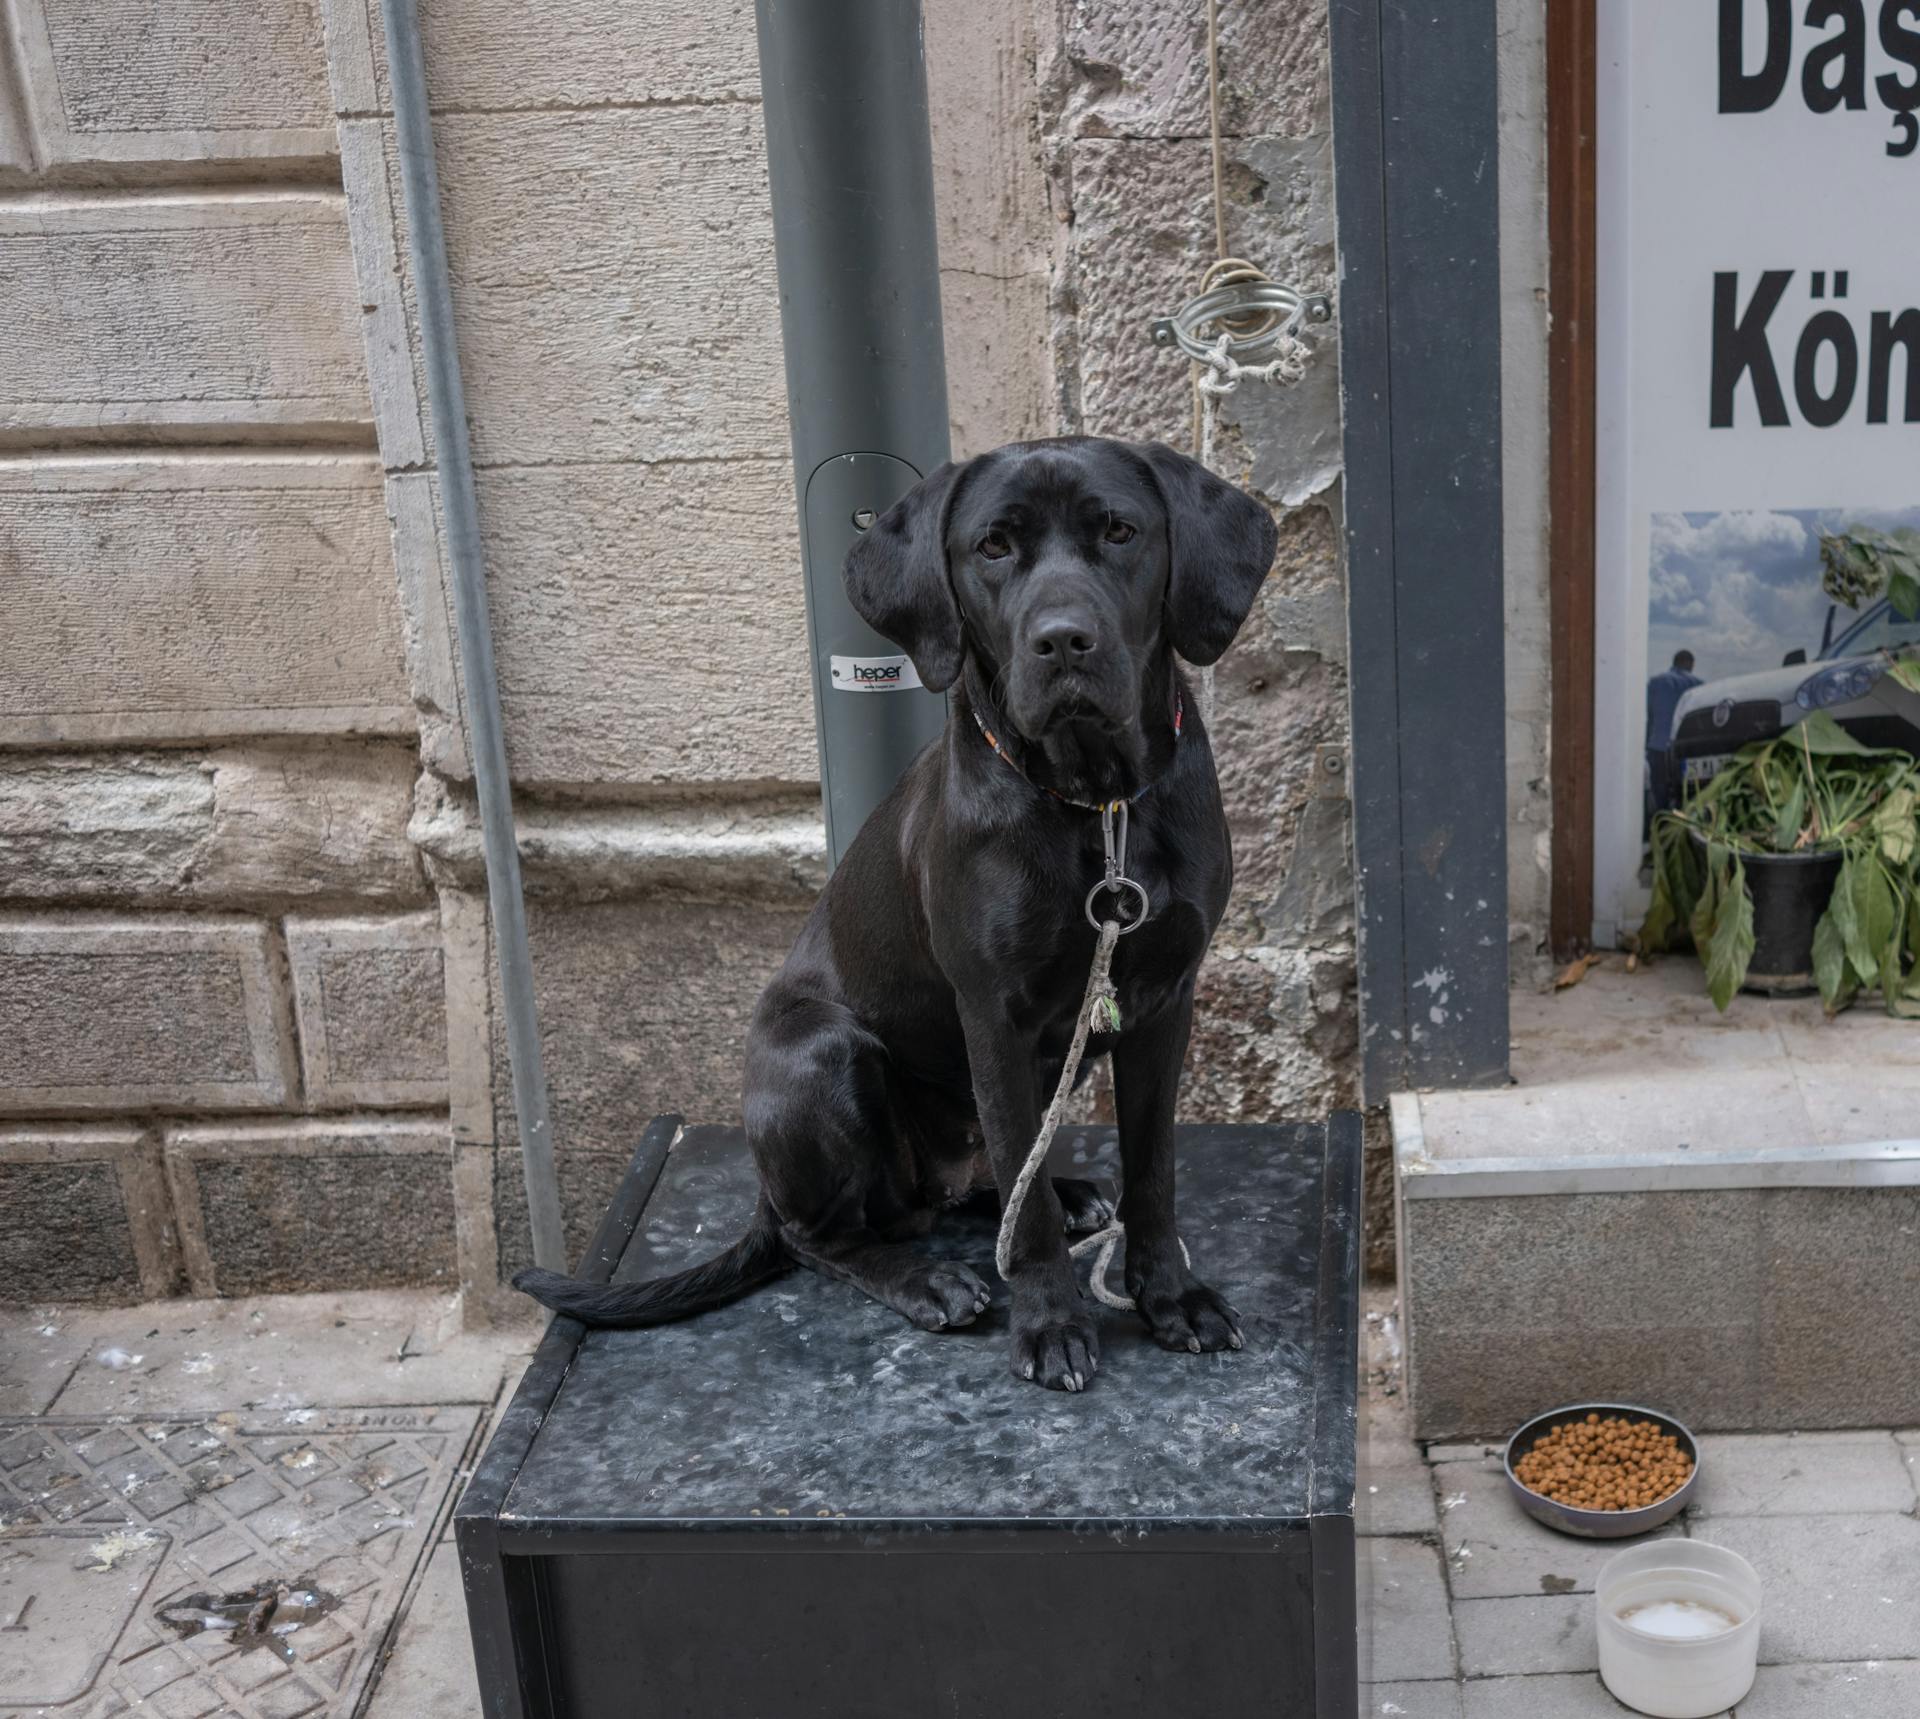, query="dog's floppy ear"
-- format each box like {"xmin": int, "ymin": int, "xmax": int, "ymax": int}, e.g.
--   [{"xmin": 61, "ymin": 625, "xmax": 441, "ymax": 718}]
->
[
  {"xmin": 1131, "ymin": 440, "xmax": 1279, "ymax": 666},
  {"xmin": 843, "ymin": 459, "xmax": 969, "ymax": 693}
]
